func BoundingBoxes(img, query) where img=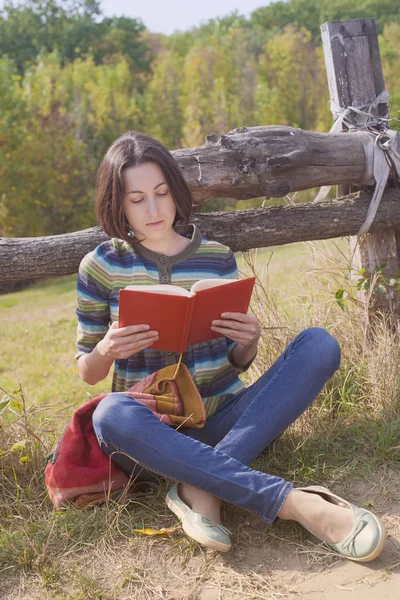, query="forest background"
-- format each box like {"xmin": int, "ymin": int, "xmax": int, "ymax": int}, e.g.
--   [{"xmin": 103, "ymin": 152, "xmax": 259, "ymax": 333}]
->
[{"xmin": 1, "ymin": 0, "xmax": 400, "ymax": 240}]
